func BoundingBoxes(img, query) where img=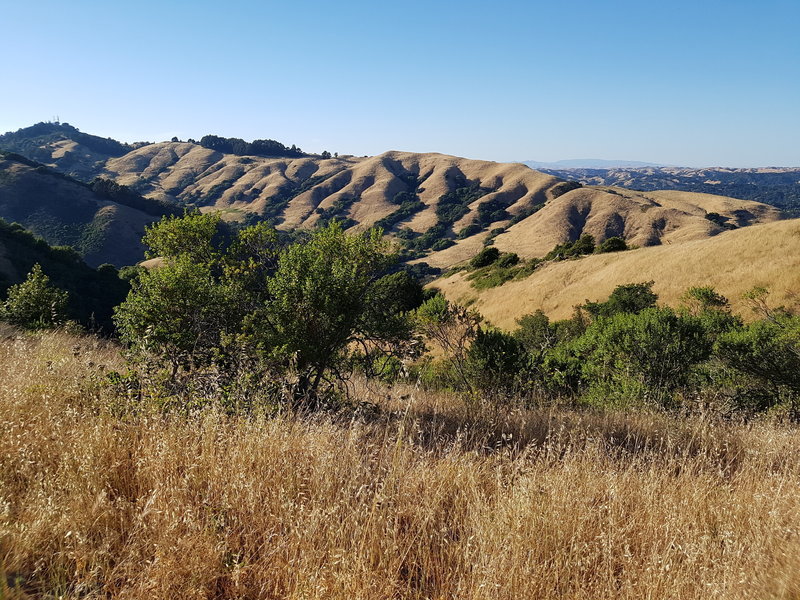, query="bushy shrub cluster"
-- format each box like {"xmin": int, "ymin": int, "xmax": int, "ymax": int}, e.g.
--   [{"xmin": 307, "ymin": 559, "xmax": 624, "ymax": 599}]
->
[
  {"xmin": 5, "ymin": 212, "xmax": 797, "ymax": 420},
  {"xmin": 463, "ymin": 234, "xmax": 632, "ymax": 291},
  {"xmin": 411, "ymin": 283, "xmax": 800, "ymax": 418}
]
